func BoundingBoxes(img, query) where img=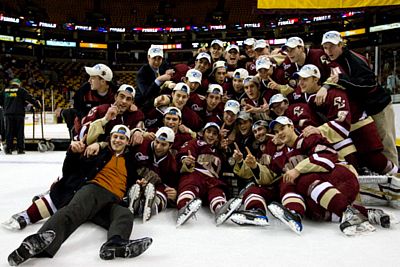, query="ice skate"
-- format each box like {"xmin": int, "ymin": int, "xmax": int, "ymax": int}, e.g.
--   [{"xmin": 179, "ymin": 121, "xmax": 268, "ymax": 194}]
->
[
  {"xmin": 8, "ymin": 230, "xmax": 56, "ymax": 266},
  {"xmin": 230, "ymin": 209, "xmax": 269, "ymax": 226},
  {"xmin": 142, "ymin": 183, "xmax": 156, "ymax": 223},
  {"xmin": 268, "ymin": 202, "xmax": 302, "ymax": 234},
  {"xmin": 340, "ymin": 206, "xmax": 376, "ymax": 236},
  {"xmin": 2, "ymin": 213, "xmax": 28, "ymax": 230},
  {"xmin": 215, "ymin": 198, "xmax": 242, "ymax": 226},
  {"xmin": 176, "ymin": 198, "xmax": 202, "ymax": 227},
  {"xmin": 367, "ymin": 208, "xmax": 390, "ymax": 228},
  {"xmin": 99, "ymin": 237, "xmax": 152, "ymax": 260},
  {"xmin": 127, "ymin": 184, "xmax": 142, "ymax": 215}
]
